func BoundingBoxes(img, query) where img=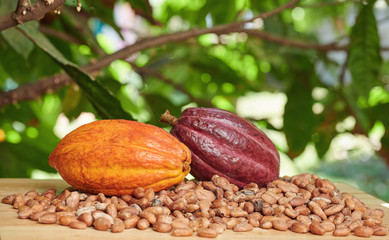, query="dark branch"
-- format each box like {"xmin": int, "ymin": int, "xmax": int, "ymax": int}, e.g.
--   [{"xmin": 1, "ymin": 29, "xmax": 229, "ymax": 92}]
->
[{"xmin": 0, "ymin": 0, "xmax": 65, "ymax": 32}]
